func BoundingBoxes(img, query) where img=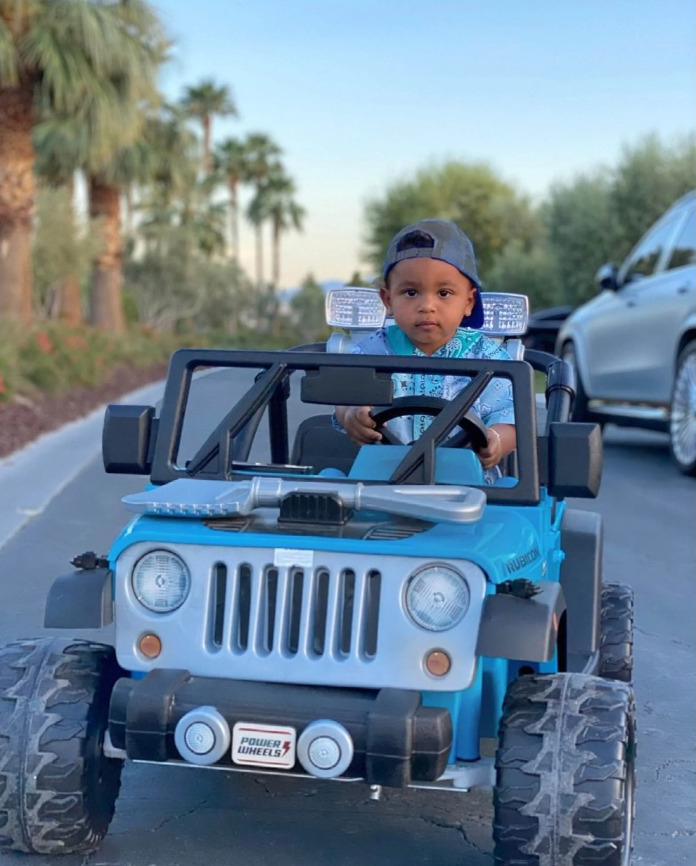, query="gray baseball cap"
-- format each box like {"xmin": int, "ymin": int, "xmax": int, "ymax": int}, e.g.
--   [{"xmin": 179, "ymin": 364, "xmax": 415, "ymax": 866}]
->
[{"xmin": 382, "ymin": 218, "xmax": 483, "ymax": 328}]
